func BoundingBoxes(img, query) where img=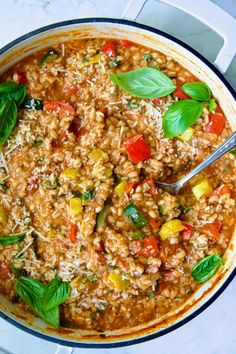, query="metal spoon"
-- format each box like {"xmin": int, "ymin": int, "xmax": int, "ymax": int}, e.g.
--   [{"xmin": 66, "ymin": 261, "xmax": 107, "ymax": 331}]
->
[{"xmin": 156, "ymin": 130, "xmax": 236, "ymax": 194}]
